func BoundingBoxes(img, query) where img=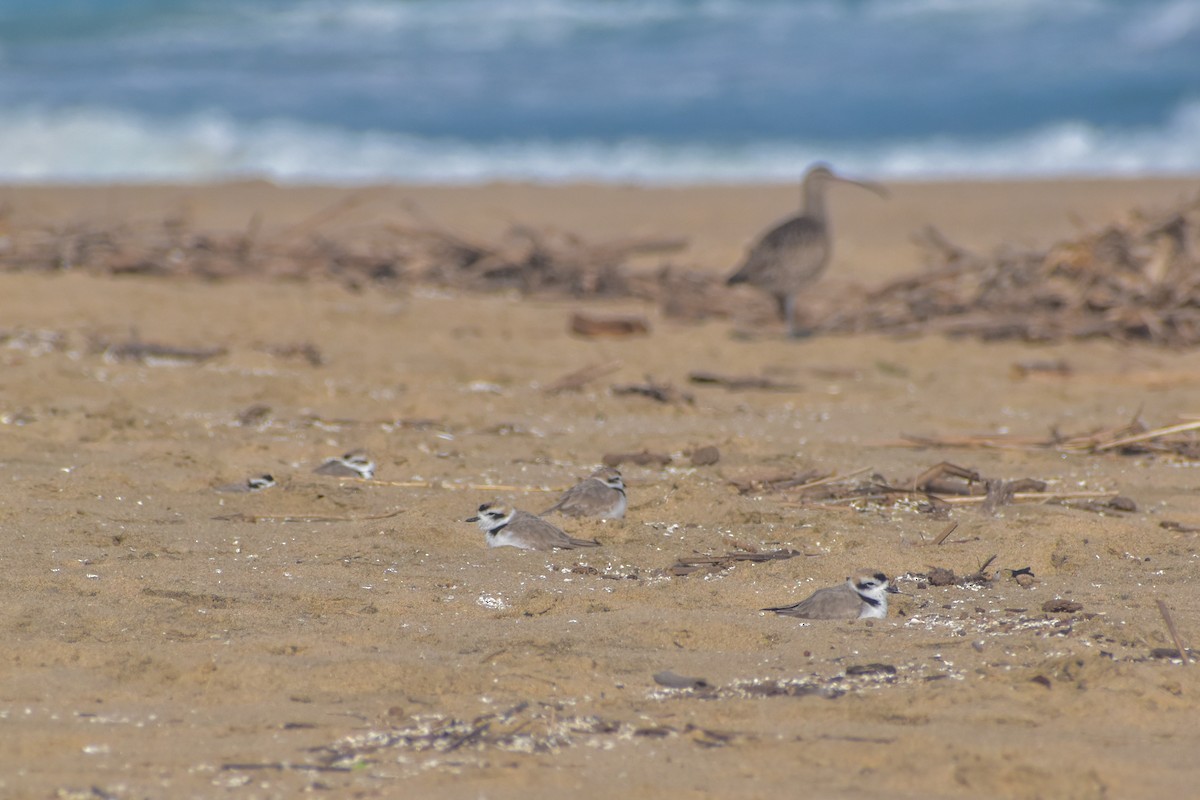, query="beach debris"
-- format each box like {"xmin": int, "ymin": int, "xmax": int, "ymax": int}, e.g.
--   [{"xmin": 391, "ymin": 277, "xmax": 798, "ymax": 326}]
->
[
  {"xmin": 611, "ymin": 377, "xmax": 693, "ymax": 405},
  {"xmin": 602, "ymin": 449, "xmax": 672, "ymax": 467},
  {"xmin": 736, "ymin": 462, "xmax": 1120, "ymax": 515},
  {"xmin": 212, "ymin": 509, "xmax": 403, "ymax": 524},
  {"xmin": 916, "ymin": 556, "xmax": 1016, "ymax": 589},
  {"xmin": 1160, "ymin": 520, "xmax": 1200, "ymax": 532},
  {"xmin": 1041, "ymin": 599, "xmax": 1084, "ymax": 614},
  {"xmin": 688, "ymin": 370, "xmax": 802, "ymax": 391},
  {"xmin": 925, "ymin": 567, "xmax": 958, "ymax": 586},
  {"xmin": 728, "ymin": 467, "xmax": 834, "ymax": 495},
  {"xmin": 688, "ymin": 445, "xmax": 721, "ymax": 466},
  {"xmin": 569, "ymin": 312, "xmax": 649, "ymax": 337},
  {"xmin": 893, "ymin": 413, "xmax": 1200, "ymax": 460},
  {"xmin": 309, "ymin": 701, "xmax": 736, "ymax": 768},
  {"xmin": 97, "ymin": 332, "xmax": 226, "ymax": 364},
  {"xmin": 257, "ymin": 341, "xmax": 324, "ymax": 366},
  {"xmin": 1151, "ymin": 647, "xmax": 1196, "ymax": 662},
  {"xmin": 543, "ymin": 359, "xmax": 622, "ymax": 394},
  {"xmin": 931, "ymin": 521, "xmax": 959, "ymax": 546},
  {"xmin": 1010, "ymin": 359, "xmax": 1072, "ymax": 379},
  {"xmin": 7, "ymin": 193, "xmax": 1200, "ymax": 346},
  {"xmin": 1156, "ymin": 599, "xmax": 1192, "ymax": 666},
  {"xmin": 666, "ymin": 548, "xmax": 804, "ymax": 577}
]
